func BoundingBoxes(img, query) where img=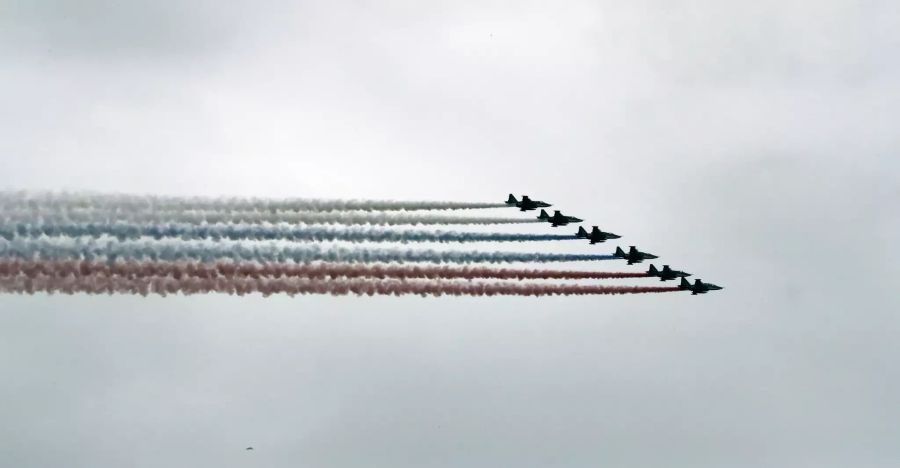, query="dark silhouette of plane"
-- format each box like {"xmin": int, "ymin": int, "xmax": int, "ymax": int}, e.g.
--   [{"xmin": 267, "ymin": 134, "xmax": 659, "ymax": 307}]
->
[
  {"xmin": 246, "ymin": 447, "xmax": 254, "ymax": 451},
  {"xmin": 679, "ymin": 278, "xmax": 723, "ymax": 295},
  {"xmin": 505, "ymin": 194, "xmax": 551, "ymax": 211},
  {"xmin": 537, "ymin": 209, "xmax": 582, "ymax": 227},
  {"xmin": 576, "ymin": 225, "xmax": 621, "ymax": 244},
  {"xmin": 614, "ymin": 246, "xmax": 658, "ymax": 265},
  {"xmin": 647, "ymin": 264, "xmax": 691, "ymax": 281}
]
